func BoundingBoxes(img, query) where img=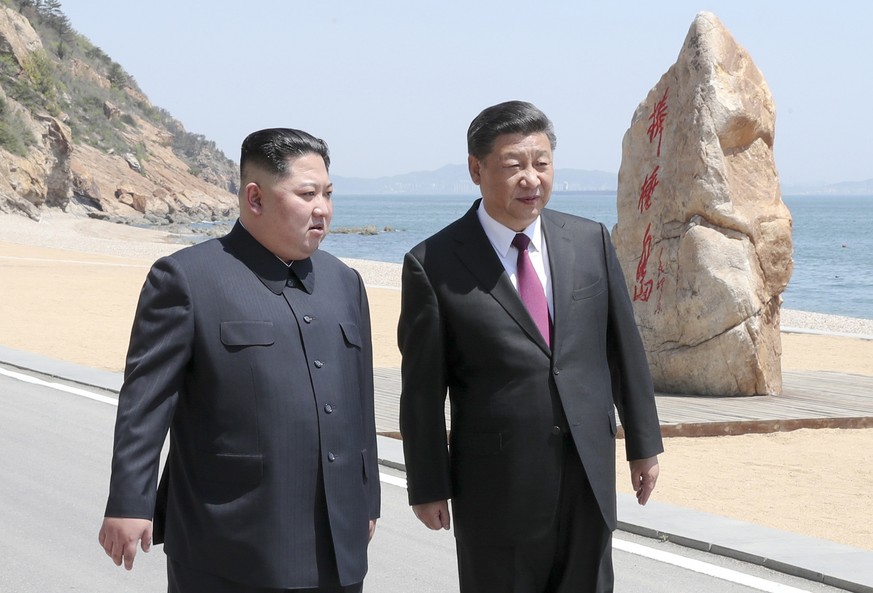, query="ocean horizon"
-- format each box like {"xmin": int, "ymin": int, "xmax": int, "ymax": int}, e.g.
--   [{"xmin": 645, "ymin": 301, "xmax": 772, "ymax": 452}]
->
[{"xmin": 320, "ymin": 192, "xmax": 873, "ymax": 321}]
